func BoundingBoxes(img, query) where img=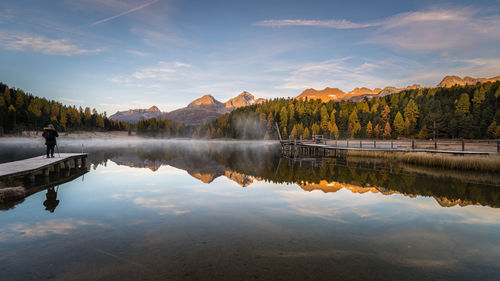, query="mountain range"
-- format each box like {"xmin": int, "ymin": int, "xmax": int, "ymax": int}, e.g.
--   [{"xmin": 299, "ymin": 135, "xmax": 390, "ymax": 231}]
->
[
  {"xmin": 110, "ymin": 75, "xmax": 500, "ymax": 125},
  {"xmin": 110, "ymin": 91, "xmax": 265, "ymax": 125}
]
